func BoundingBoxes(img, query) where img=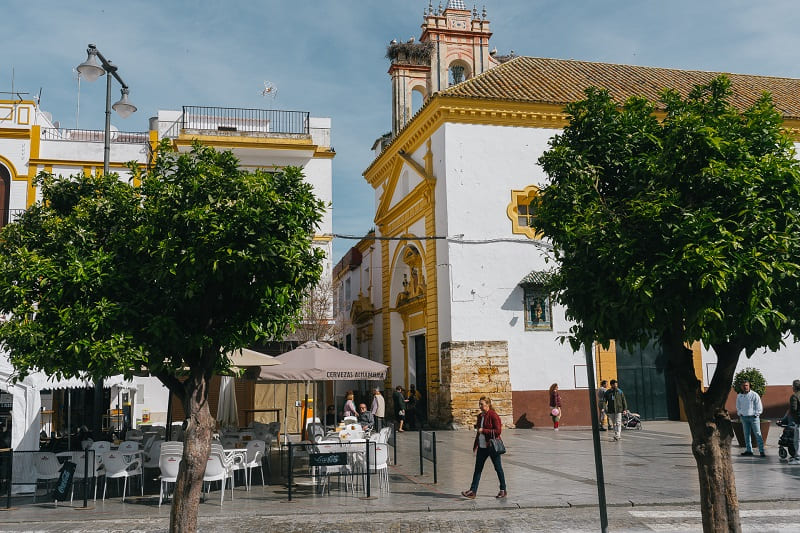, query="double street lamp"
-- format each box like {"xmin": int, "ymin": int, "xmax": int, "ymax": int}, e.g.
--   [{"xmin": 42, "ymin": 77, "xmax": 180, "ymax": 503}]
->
[{"xmin": 76, "ymin": 44, "xmax": 137, "ymax": 175}]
